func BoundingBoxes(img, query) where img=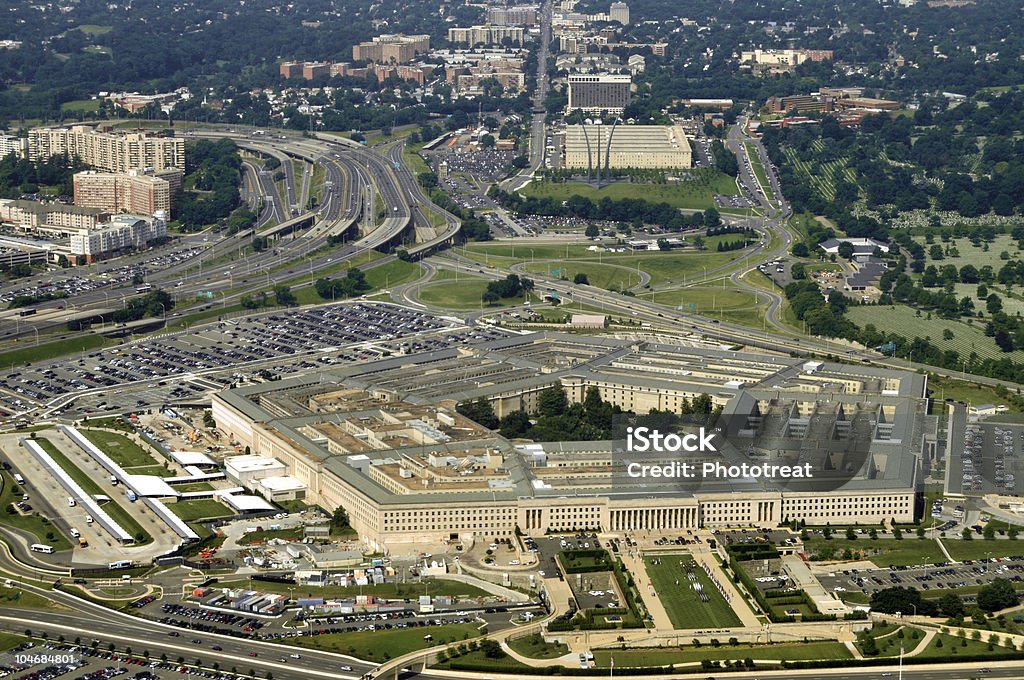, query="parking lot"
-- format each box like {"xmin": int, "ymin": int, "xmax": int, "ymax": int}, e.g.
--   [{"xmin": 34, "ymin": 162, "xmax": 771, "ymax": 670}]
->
[
  {"xmin": 0, "ymin": 246, "xmax": 205, "ymax": 321},
  {"xmin": 0, "ymin": 302, "xmax": 508, "ymax": 419},
  {"xmin": 947, "ymin": 415, "xmax": 1024, "ymax": 496},
  {"xmin": 817, "ymin": 556, "xmax": 1024, "ymax": 602},
  {"xmin": 0, "ymin": 640, "xmax": 260, "ymax": 680}
]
